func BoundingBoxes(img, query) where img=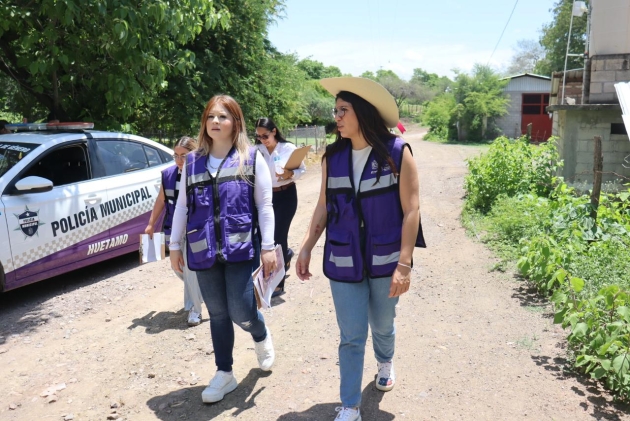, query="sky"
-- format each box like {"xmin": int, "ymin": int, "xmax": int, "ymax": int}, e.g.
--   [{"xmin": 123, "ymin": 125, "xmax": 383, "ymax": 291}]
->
[{"xmin": 267, "ymin": 0, "xmax": 558, "ymax": 80}]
